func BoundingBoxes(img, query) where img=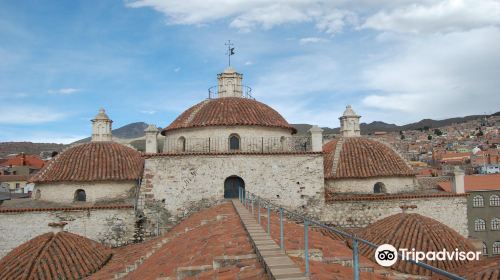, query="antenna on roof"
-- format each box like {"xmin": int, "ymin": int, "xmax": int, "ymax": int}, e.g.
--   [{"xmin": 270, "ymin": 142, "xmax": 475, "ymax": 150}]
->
[{"xmin": 225, "ymin": 40, "xmax": 235, "ymax": 67}]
